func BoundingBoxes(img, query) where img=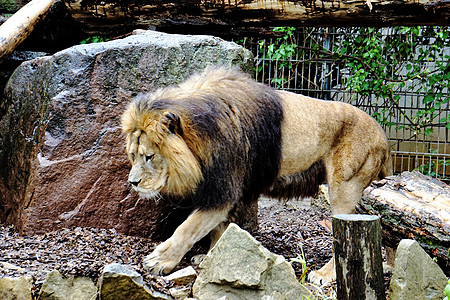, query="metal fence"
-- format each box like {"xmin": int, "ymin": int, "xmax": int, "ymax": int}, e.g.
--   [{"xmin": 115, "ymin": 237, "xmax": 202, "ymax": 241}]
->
[{"xmin": 239, "ymin": 27, "xmax": 450, "ymax": 181}]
